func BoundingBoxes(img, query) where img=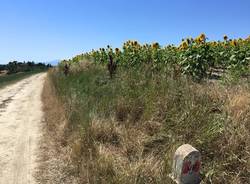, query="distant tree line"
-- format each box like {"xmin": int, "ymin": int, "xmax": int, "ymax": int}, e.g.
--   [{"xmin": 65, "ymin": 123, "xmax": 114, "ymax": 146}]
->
[{"xmin": 0, "ymin": 61, "xmax": 52, "ymax": 74}]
